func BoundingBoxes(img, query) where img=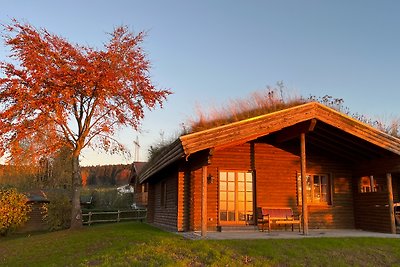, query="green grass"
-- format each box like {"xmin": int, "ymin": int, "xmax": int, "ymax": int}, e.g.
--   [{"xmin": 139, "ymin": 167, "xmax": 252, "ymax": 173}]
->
[{"xmin": 1, "ymin": 222, "xmax": 400, "ymax": 266}]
